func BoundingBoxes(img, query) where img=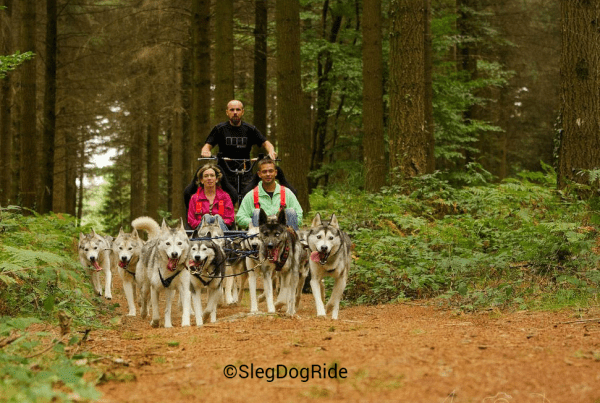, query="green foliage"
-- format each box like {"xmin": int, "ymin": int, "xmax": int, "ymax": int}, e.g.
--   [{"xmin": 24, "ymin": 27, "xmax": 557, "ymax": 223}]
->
[
  {"xmin": 0, "ymin": 207, "xmax": 104, "ymax": 401},
  {"xmin": 0, "ymin": 51, "xmax": 35, "ymax": 79},
  {"xmin": 310, "ymin": 168, "xmax": 600, "ymax": 311}
]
